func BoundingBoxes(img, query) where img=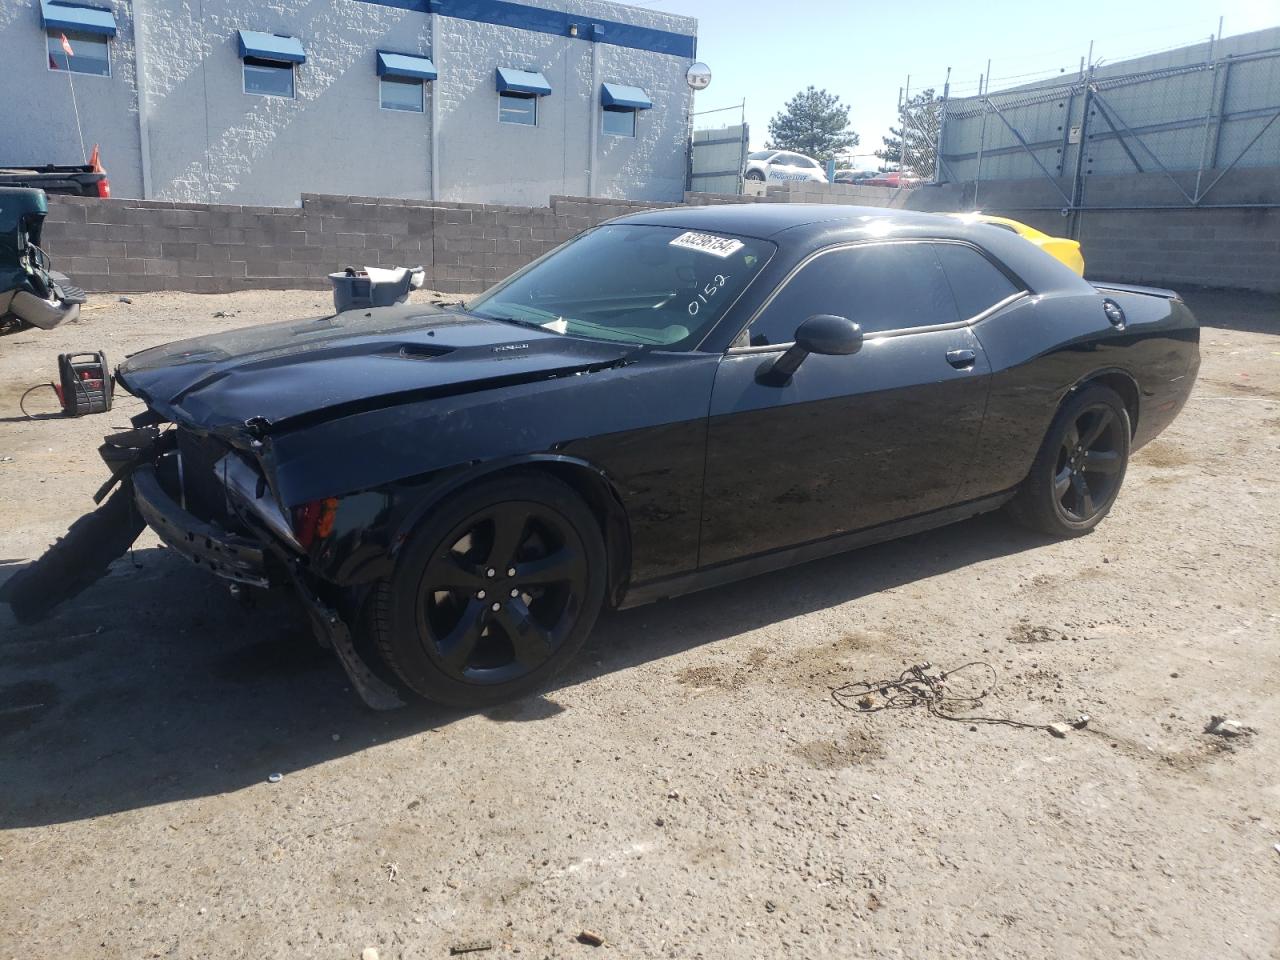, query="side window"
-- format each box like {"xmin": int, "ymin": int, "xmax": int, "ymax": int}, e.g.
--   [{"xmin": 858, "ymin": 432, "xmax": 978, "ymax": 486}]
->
[
  {"xmin": 748, "ymin": 243, "xmax": 958, "ymax": 346},
  {"xmin": 933, "ymin": 243, "xmax": 1021, "ymax": 319}
]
